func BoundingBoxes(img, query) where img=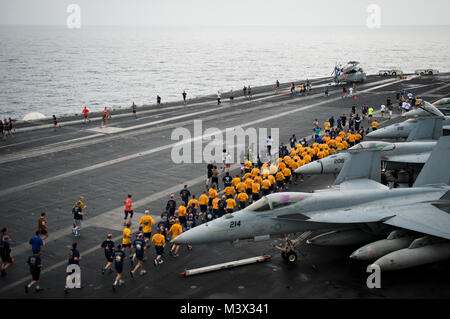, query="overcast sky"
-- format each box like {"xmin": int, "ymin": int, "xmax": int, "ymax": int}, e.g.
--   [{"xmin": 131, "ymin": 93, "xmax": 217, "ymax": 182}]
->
[{"xmin": 1, "ymin": 0, "xmax": 449, "ymax": 27}]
